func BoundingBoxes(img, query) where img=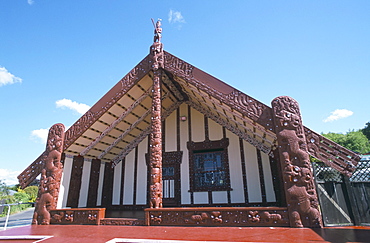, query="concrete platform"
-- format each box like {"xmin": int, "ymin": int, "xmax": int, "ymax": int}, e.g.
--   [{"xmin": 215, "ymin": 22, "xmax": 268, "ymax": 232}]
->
[{"xmin": 0, "ymin": 225, "xmax": 370, "ymax": 243}]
